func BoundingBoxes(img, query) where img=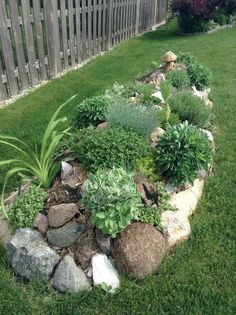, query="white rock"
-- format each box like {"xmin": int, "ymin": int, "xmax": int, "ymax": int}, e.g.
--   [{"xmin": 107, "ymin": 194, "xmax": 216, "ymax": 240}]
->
[
  {"xmin": 152, "ymin": 91, "xmax": 165, "ymax": 103},
  {"xmin": 61, "ymin": 161, "xmax": 73, "ymax": 181},
  {"xmin": 192, "ymin": 86, "xmax": 213, "ymax": 108},
  {"xmin": 200, "ymin": 129, "xmax": 214, "ymax": 142},
  {"xmin": 92, "ymin": 254, "xmax": 120, "ymax": 292},
  {"xmin": 161, "ymin": 211, "xmax": 191, "ymax": 250}
]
